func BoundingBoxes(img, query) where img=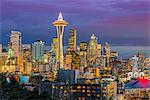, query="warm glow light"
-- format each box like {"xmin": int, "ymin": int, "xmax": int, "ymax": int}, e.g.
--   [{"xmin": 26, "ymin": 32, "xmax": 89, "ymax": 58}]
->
[{"xmin": 138, "ymin": 77, "xmax": 149, "ymax": 87}]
